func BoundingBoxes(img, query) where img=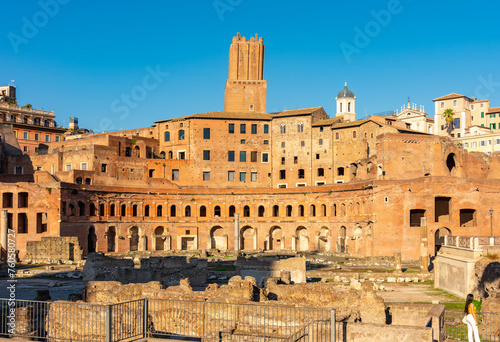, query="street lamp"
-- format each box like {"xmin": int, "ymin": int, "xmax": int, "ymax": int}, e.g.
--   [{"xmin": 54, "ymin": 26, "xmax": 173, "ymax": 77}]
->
[{"xmin": 490, "ymin": 208, "xmax": 494, "ymax": 238}]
